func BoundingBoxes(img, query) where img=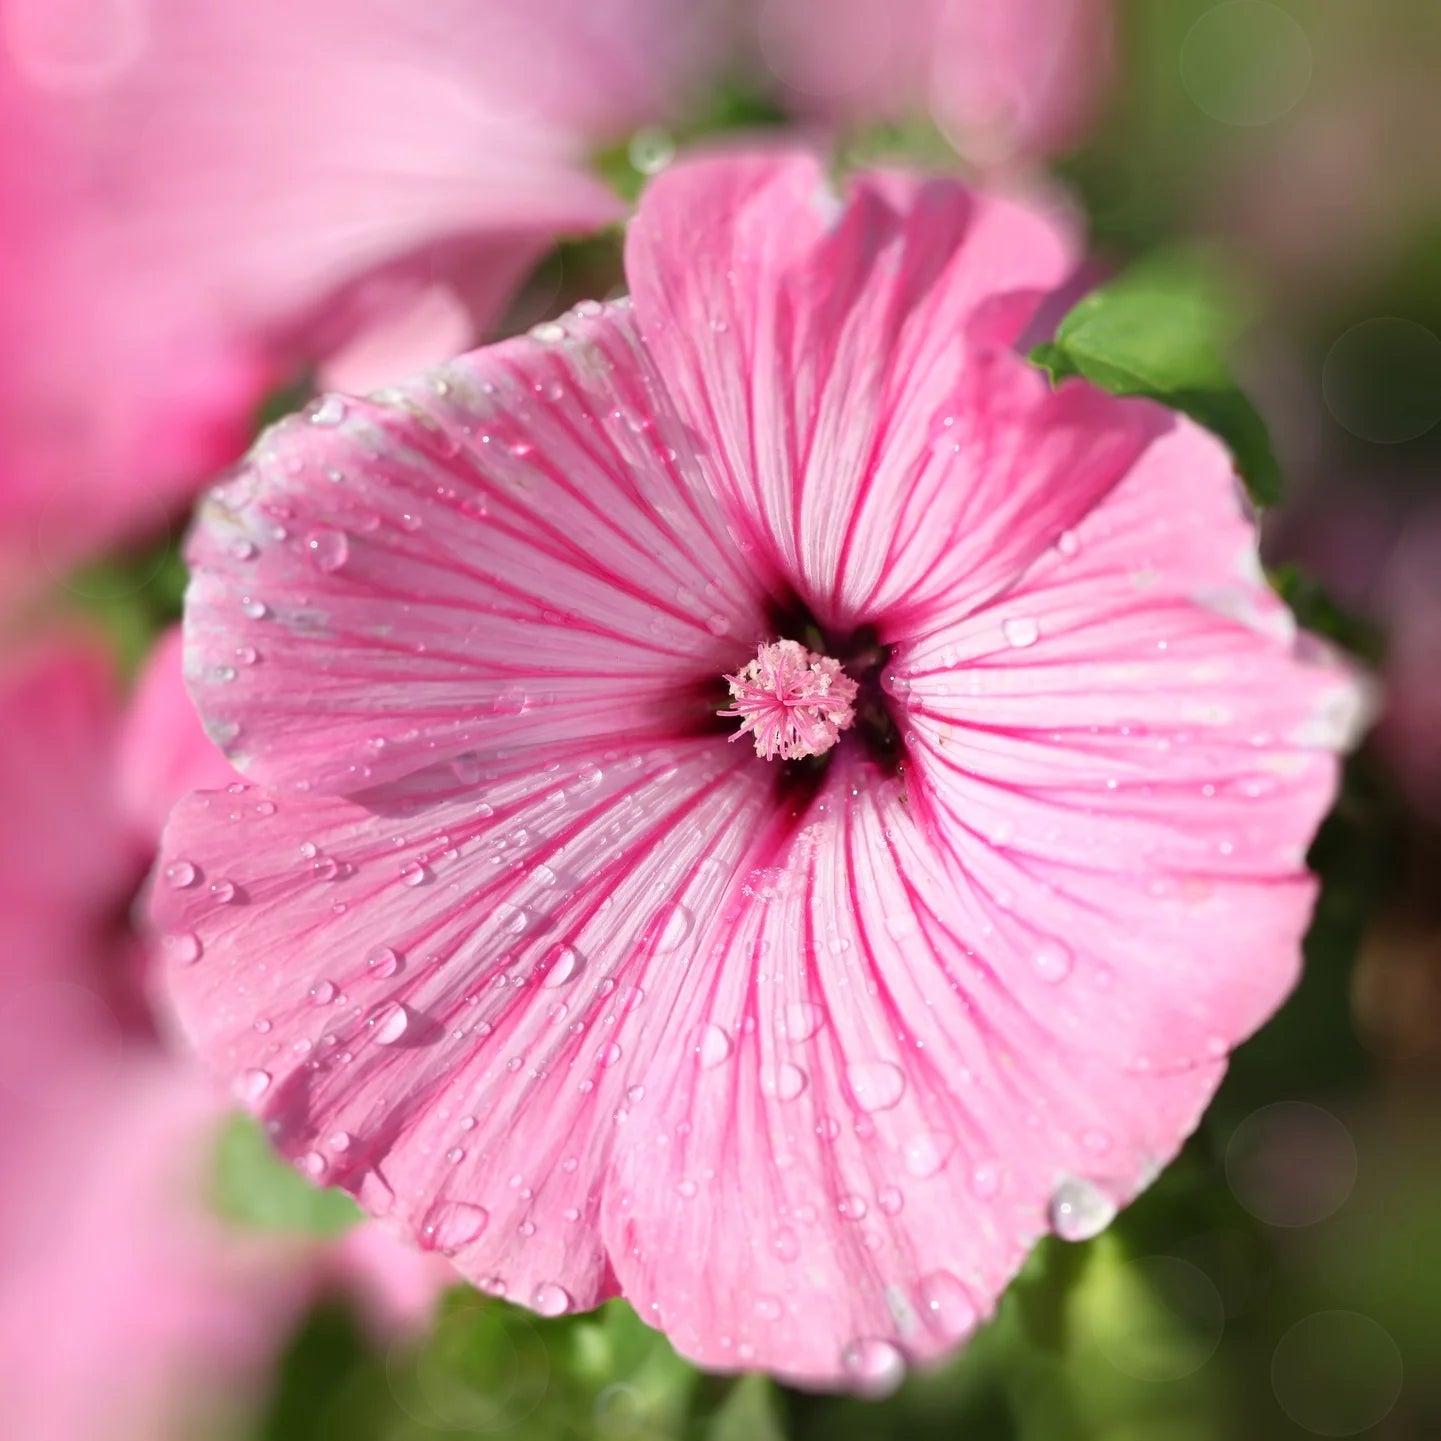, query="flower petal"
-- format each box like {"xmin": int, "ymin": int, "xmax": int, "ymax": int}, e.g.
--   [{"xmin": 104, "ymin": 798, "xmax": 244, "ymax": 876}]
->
[
  {"xmin": 607, "ymin": 755, "xmax": 1259, "ymax": 1385},
  {"xmin": 154, "ymin": 740, "xmax": 776, "ymax": 1314},
  {"xmin": 184, "ymin": 302, "xmax": 772, "ymax": 793},
  {"xmin": 625, "ymin": 149, "xmax": 1078, "ymax": 628}
]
